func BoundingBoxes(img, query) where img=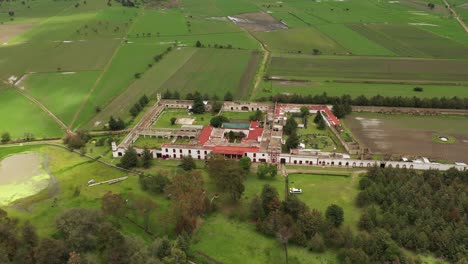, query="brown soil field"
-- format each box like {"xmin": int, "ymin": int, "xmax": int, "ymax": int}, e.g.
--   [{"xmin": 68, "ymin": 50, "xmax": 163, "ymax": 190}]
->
[
  {"xmin": 0, "ymin": 23, "xmax": 34, "ymax": 43},
  {"xmin": 230, "ymin": 12, "xmax": 288, "ymax": 32},
  {"xmin": 344, "ymin": 113, "xmax": 468, "ymax": 163}
]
